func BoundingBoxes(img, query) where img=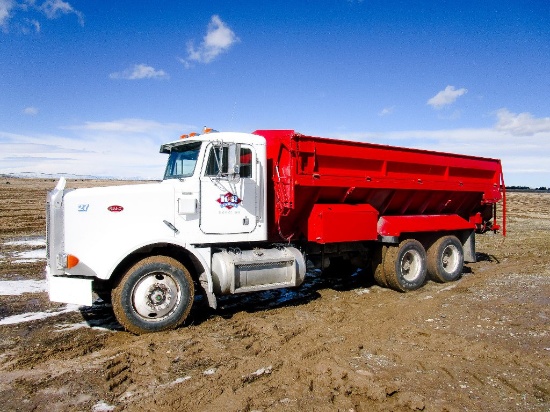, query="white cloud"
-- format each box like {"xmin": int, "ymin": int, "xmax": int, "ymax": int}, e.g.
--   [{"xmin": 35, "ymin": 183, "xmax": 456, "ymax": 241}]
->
[
  {"xmin": 40, "ymin": 0, "xmax": 83, "ymax": 26},
  {"xmin": 427, "ymin": 85, "xmax": 468, "ymax": 109},
  {"xmin": 0, "ymin": 0, "xmax": 83, "ymax": 32},
  {"xmin": 25, "ymin": 18, "xmax": 40, "ymax": 32},
  {"xmin": 23, "ymin": 106, "xmax": 38, "ymax": 115},
  {"xmin": 182, "ymin": 15, "xmax": 239, "ymax": 66},
  {"xmin": 494, "ymin": 108, "xmax": 550, "ymax": 136},
  {"xmin": 0, "ymin": 0, "xmax": 15, "ymax": 29},
  {"xmin": 378, "ymin": 106, "xmax": 395, "ymax": 117},
  {"xmin": 109, "ymin": 64, "xmax": 169, "ymax": 80},
  {"xmin": 0, "ymin": 119, "xmax": 195, "ymax": 179},
  {"xmin": 65, "ymin": 118, "xmax": 191, "ymax": 134}
]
